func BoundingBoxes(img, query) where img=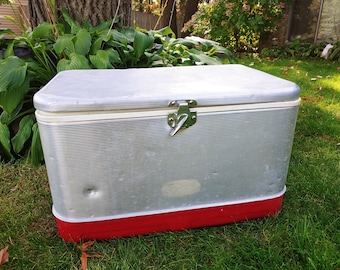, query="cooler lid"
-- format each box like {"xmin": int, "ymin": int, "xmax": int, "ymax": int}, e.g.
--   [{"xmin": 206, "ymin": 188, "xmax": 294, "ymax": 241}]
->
[{"xmin": 33, "ymin": 64, "xmax": 300, "ymax": 112}]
